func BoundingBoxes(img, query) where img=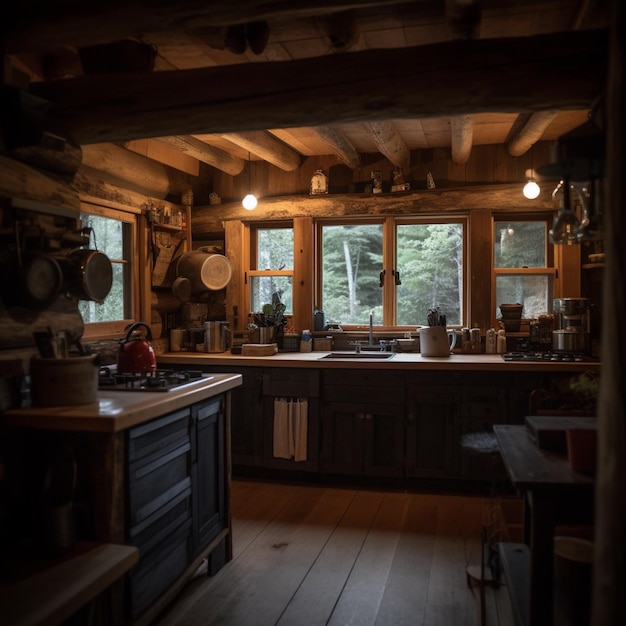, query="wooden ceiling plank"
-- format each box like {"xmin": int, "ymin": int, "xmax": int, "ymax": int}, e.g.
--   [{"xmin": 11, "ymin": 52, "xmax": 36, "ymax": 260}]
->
[
  {"xmin": 221, "ymin": 131, "xmax": 301, "ymax": 171},
  {"xmin": 506, "ymin": 110, "xmax": 560, "ymax": 156},
  {"xmin": 450, "ymin": 114, "xmax": 473, "ymax": 163},
  {"xmin": 26, "ymin": 30, "xmax": 607, "ymax": 145}
]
